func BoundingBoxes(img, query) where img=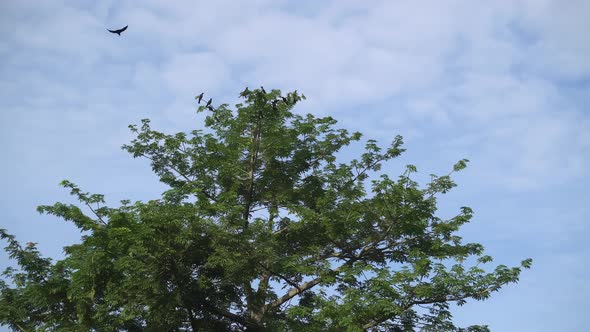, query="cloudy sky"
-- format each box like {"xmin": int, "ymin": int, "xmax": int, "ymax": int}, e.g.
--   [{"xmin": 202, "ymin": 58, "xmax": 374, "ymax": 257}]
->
[{"xmin": 1, "ymin": 0, "xmax": 588, "ymax": 330}]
